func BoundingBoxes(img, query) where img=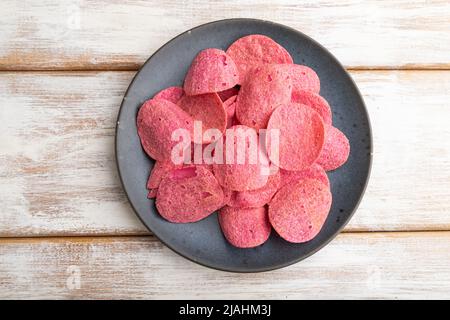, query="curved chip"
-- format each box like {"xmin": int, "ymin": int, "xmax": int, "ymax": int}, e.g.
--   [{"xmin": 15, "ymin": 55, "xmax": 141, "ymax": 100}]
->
[
  {"xmin": 221, "ymin": 187, "xmax": 233, "ymax": 207},
  {"xmin": 316, "ymin": 126, "xmax": 350, "ymax": 171},
  {"xmin": 266, "ymin": 103, "xmax": 325, "ymax": 171},
  {"xmin": 236, "ymin": 65, "xmax": 292, "ymax": 130},
  {"xmin": 213, "ymin": 125, "xmax": 270, "ymax": 191},
  {"xmin": 184, "ymin": 48, "xmax": 239, "ymax": 96},
  {"xmin": 226, "ymin": 34, "xmax": 293, "ymax": 83},
  {"xmin": 147, "ymin": 189, "xmax": 158, "ymax": 199},
  {"xmin": 278, "ymin": 64, "xmax": 320, "ymax": 94},
  {"xmin": 156, "ymin": 166, "xmax": 224, "ymax": 223},
  {"xmin": 291, "ymin": 90, "xmax": 332, "ymax": 125},
  {"xmin": 269, "ymin": 178, "xmax": 332, "ymax": 243},
  {"xmin": 153, "ymin": 86, "xmax": 184, "ymax": 104},
  {"xmin": 218, "ymin": 87, "xmax": 239, "ymax": 101},
  {"xmin": 147, "ymin": 161, "xmax": 184, "ymax": 190},
  {"xmin": 229, "ymin": 170, "xmax": 281, "ymax": 208},
  {"xmin": 223, "ymin": 95, "xmax": 237, "ymax": 128},
  {"xmin": 280, "ymin": 163, "xmax": 329, "ymax": 188},
  {"xmin": 218, "ymin": 206, "xmax": 271, "ymax": 248},
  {"xmin": 137, "ymin": 98, "xmax": 194, "ymax": 161},
  {"xmin": 177, "ymin": 93, "xmax": 227, "ymax": 144},
  {"xmin": 223, "ymin": 95, "xmax": 237, "ymax": 108}
]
